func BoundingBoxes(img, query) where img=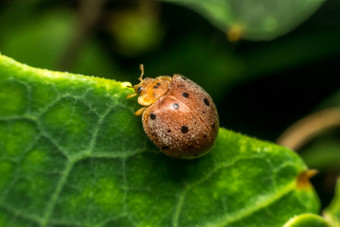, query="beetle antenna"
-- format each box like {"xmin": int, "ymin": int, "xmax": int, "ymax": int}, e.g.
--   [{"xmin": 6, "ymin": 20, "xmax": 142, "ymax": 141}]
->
[{"xmin": 139, "ymin": 64, "xmax": 144, "ymax": 81}]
